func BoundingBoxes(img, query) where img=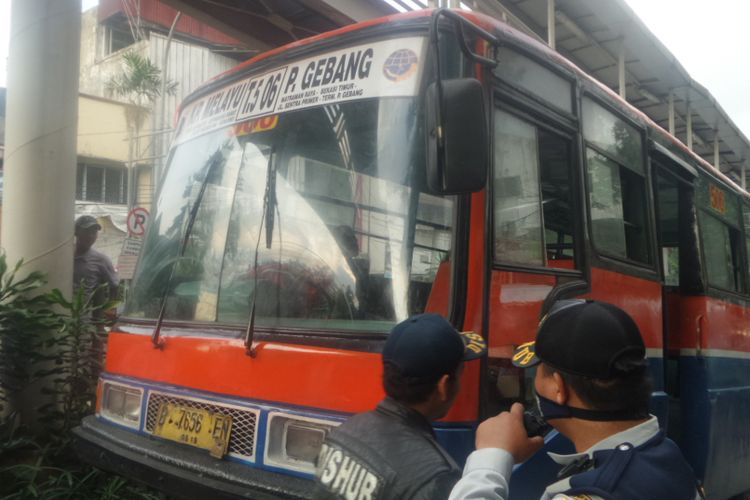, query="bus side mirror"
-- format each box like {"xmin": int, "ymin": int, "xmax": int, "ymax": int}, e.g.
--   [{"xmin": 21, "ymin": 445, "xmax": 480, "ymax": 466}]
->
[{"xmin": 425, "ymin": 78, "xmax": 488, "ymax": 194}]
